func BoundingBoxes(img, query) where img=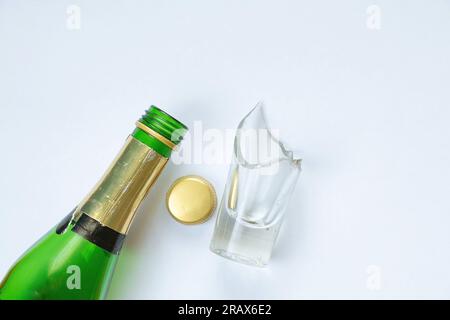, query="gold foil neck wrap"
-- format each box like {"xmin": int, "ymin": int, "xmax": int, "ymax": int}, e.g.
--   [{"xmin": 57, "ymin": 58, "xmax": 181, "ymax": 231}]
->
[{"xmin": 74, "ymin": 136, "xmax": 168, "ymax": 234}]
